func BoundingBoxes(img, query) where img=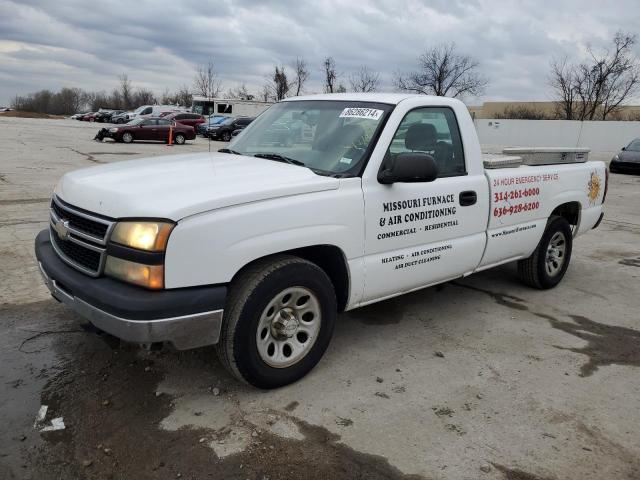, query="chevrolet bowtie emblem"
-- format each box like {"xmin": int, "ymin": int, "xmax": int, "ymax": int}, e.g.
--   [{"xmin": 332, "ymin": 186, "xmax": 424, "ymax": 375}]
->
[{"xmin": 53, "ymin": 218, "xmax": 71, "ymax": 240}]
